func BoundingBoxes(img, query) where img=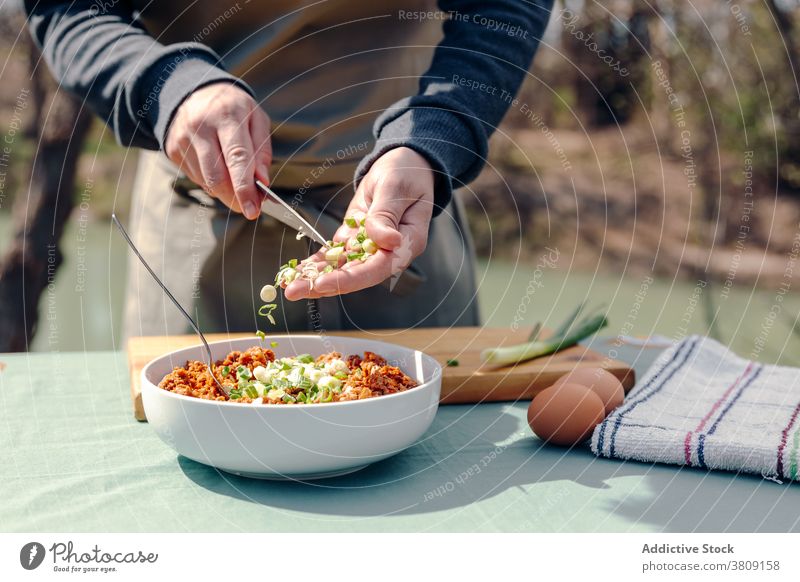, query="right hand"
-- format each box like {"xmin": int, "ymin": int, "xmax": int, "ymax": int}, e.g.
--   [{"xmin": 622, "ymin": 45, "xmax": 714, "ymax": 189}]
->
[{"xmin": 165, "ymin": 83, "xmax": 271, "ymax": 220}]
